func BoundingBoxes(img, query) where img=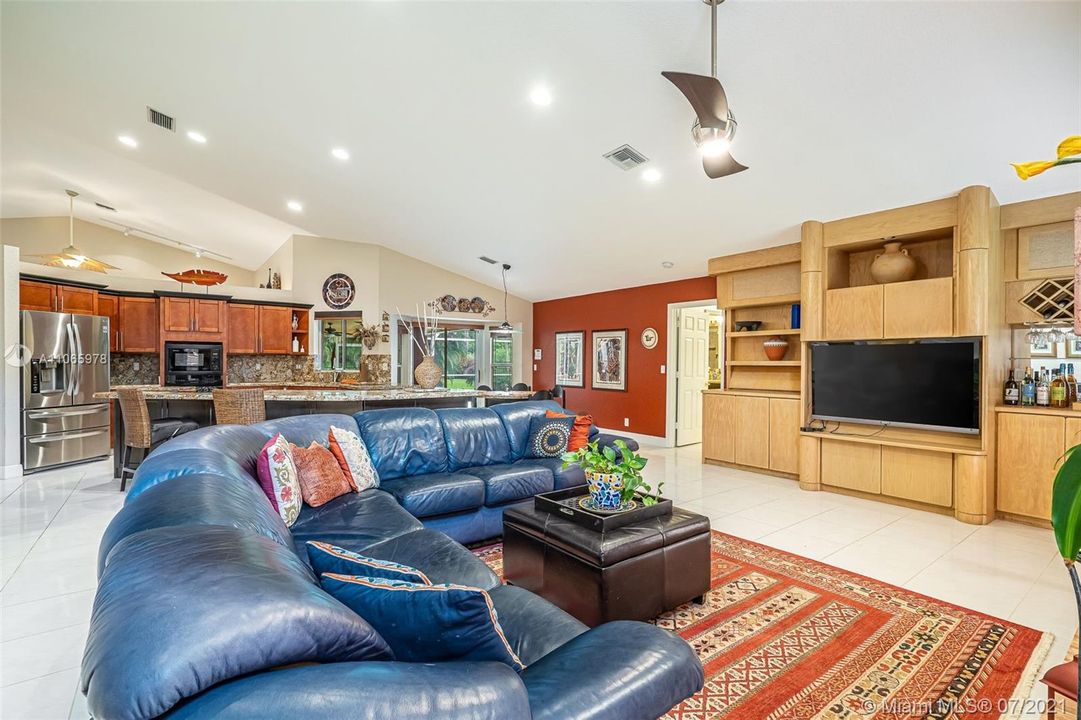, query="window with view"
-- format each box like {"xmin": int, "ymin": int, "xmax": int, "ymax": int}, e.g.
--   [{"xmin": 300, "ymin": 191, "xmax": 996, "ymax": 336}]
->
[
  {"xmin": 491, "ymin": 334, "xmax": 514, "ymax": 391},
  {"xmin": 426, "ymin": 328, "xmax": 479, "ymax": 389},
  {"xmin": 318, "ymin": 315, "xmax": 364, "ymax": 371}
]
